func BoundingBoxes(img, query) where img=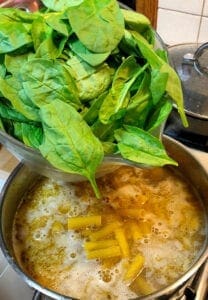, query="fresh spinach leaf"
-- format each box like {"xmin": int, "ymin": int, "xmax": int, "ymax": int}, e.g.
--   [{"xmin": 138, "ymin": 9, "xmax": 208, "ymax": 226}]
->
[
  {"xmin": 21, "ymin": 123, "xmax": 43, "ymax": 148},
  {"xmin": 0, "ymin": 8, "xmax": 37, "ymax": 23},
  {"xmin": 31, "ymin": 17, "xmax": 68, "ymax": 59},
  {"xmin": 145, "ymin": 96, "xmax": 173, "ymax": 132},
  {"xmin": 0, "ymin": 76, "xmax": 40, "ymax": 121},
  {"xmin": 131, "ymin": 30, "xmax": 188, "ymax": 127},
  {"xmin": 31, "ymin": 17, "xmax": 53, "ymax": 51},
  {"xmin": 0, "ymin": 13, "xmax": 32, "ymax": 53},
  {"xmin": 150, "ymin": 69, "xmax": 168, "ymax": 105},
  {"xmin": 122, "ymin": 9, "xmax": 151, "ymax": 33},
  {"xmin": 0, "ymin": 102, "xmax": 32, "ymax": 123},
  {"xmin": 66, "ymin": 55, "xmax": 113, "ymax": 102},
  {"xmin": 121, "ymin": 9, "xmax": 154, "ymax": 44},
  {"xmin": 76, "ymin": 64, "xmax": 112, "ymax": 102},
  {"xmin": 124, "ymin": 72, "xmax": 151, "ymax": 127},
  {"xmin": 36, "ymin": 35, "xmax": 68, "ymax": 59},
  {"xmin": 5, "ymin": 53, "xmax": 34, "ymax": 75},
  {"xmin": 70, "ymin": 39, "xmax": 110, "ymax": 67},
  {"xmin": 119, "ymin": 29, "xmax": 139, "ymax": 56},
  {"xmin": 115, "ymin": 125, "xmax": 177, "ymax": 166},
  {"xmin": 0, "ymin": 62, "xmax": 6, "ymax": 78},
  {"xmin": 102, "ymin": 141, "xmax": 117, "ymax": 154},
  {"xmin": 83, "ymin": 91, "xmax": 107, "ymax": 125},
  {"xmin": 13, "ymin": 121, "xmax": 23, "ymax": 141},
  {"xmin": 41, "ymin": 0, "xmax": 78, "ymax": 12},
  {"xmin": 91, "ymin": 118, "xmax": 122, "ymax": 142},
  {"xmin": 66, "ymin": 0, "xmax": 124, "ymax": 53},
  {"xmin": 66, "ymin": 54, "xmax": 96, "ymax": 80},
  {"xmin": 20, "ymin": 58, "xmax": 80, "ymax": 109},
  {"xmin": 44, "ymin": 11, "xmax": 72, "ymax": 36},
  {"xmin": 155, "ymin": 48, "xmax": 168, "ymax": 62},
  {"xmin": 39, "ymin": 99, "xmax": 104, "ymax": 198},
  {"xmin": 0, "ymin": 118, "xmax": 4, "ymax": 130},
  {"xmin": 99, "ymin": 56, "xmax": 148, "ymax": 124}
]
